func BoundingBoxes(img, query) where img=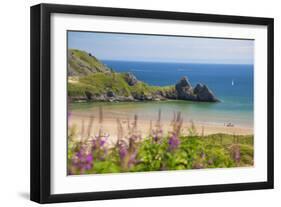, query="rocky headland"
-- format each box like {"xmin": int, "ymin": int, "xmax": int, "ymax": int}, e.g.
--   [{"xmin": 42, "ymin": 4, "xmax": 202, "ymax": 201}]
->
[{"xmin": 68, "ymin": 49, "xmax": 219, "ymax": 103}]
